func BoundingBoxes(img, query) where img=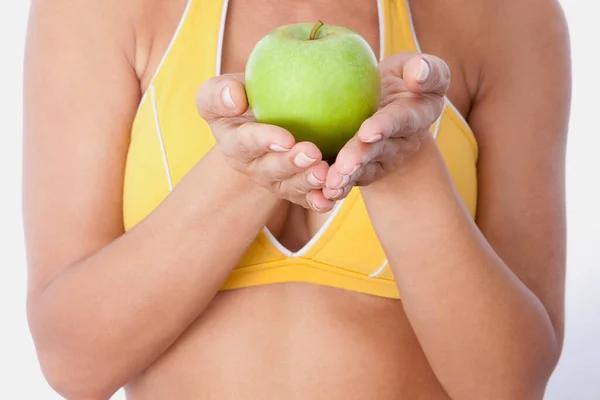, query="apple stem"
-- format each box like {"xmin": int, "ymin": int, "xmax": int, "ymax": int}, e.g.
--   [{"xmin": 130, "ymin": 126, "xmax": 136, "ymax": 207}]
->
[{"xmin": 309, "ymin": 20, "xmax": 324, "ymax": 40}]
